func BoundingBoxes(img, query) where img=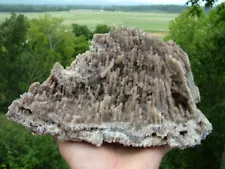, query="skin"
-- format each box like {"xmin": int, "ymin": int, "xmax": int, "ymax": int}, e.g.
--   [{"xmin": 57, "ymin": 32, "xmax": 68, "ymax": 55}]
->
[{"xmin": 57, "ymin": 141, "xmax": 171, "ymax": 169}]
